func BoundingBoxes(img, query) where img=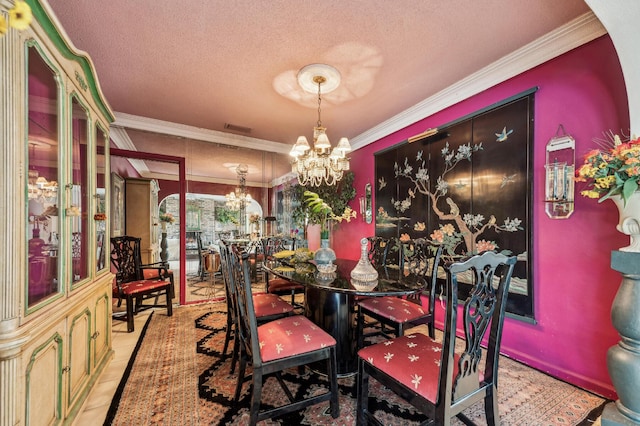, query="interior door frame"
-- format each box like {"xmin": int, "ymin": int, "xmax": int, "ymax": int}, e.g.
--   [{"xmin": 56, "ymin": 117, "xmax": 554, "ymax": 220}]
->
[{"xmin": 110, "ymin": 148, "xmax": 188, "ymax": 305}]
